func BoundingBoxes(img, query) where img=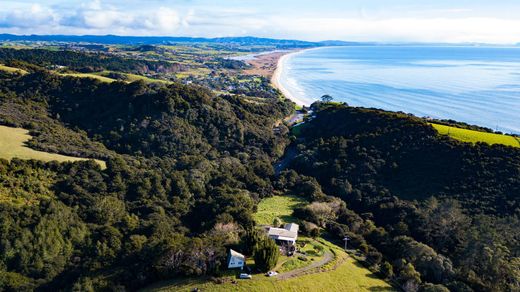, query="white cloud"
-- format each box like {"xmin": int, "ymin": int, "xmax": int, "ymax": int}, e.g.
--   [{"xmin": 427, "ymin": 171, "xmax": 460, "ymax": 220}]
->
[
  {"xmin": 0, "ymin": 4, "xmax": 57, "ymax": 28},
  {"xmin": 83, "ymin": 0, "xmax": 102, "ymax": 10},
  {"xmin": 136, "ymin": 8, "xmax": 181, "ymax": 31},
  {"xmin": 61, "ymin": 2, "xmax": 182, "ymax": 34},
  {"xmin": 269, "ymin": 17, "xmax": 520, "ymax": 44},
  {"xmin": 0, "ymin": 2, "xmax": 519, "ymax": 44}
]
